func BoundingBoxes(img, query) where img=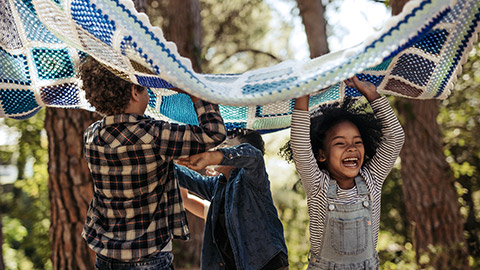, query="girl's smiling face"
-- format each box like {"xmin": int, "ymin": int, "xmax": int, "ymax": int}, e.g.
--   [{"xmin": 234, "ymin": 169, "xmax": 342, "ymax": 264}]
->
[{"xmin": 318, "ymin": 120, "xmax": 365, "ymax": 188}]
